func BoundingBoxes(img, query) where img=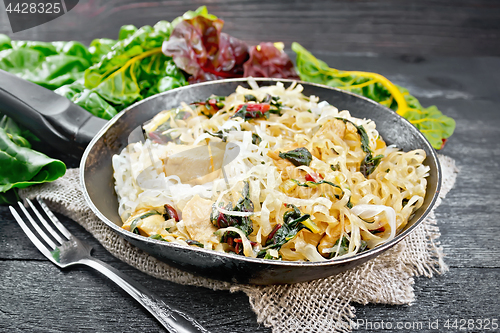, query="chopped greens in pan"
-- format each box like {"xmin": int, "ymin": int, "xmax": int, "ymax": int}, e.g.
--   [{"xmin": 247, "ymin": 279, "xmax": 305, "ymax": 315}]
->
[{"xmin": 113, "ymin": 83, "xmax": 429, "ymax": 261}]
